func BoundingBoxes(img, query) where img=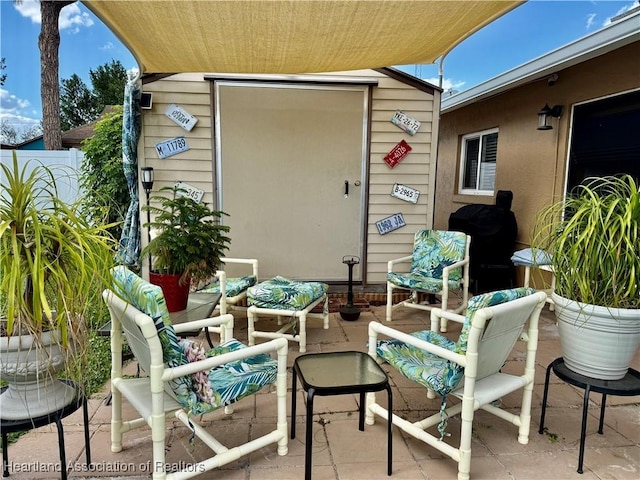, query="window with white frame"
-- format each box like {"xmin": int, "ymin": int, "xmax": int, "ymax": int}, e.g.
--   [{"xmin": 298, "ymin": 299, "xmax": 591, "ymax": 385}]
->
[{"xmin": 459, "ymin": 128, "xmax": 498, "ymax": 195}]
